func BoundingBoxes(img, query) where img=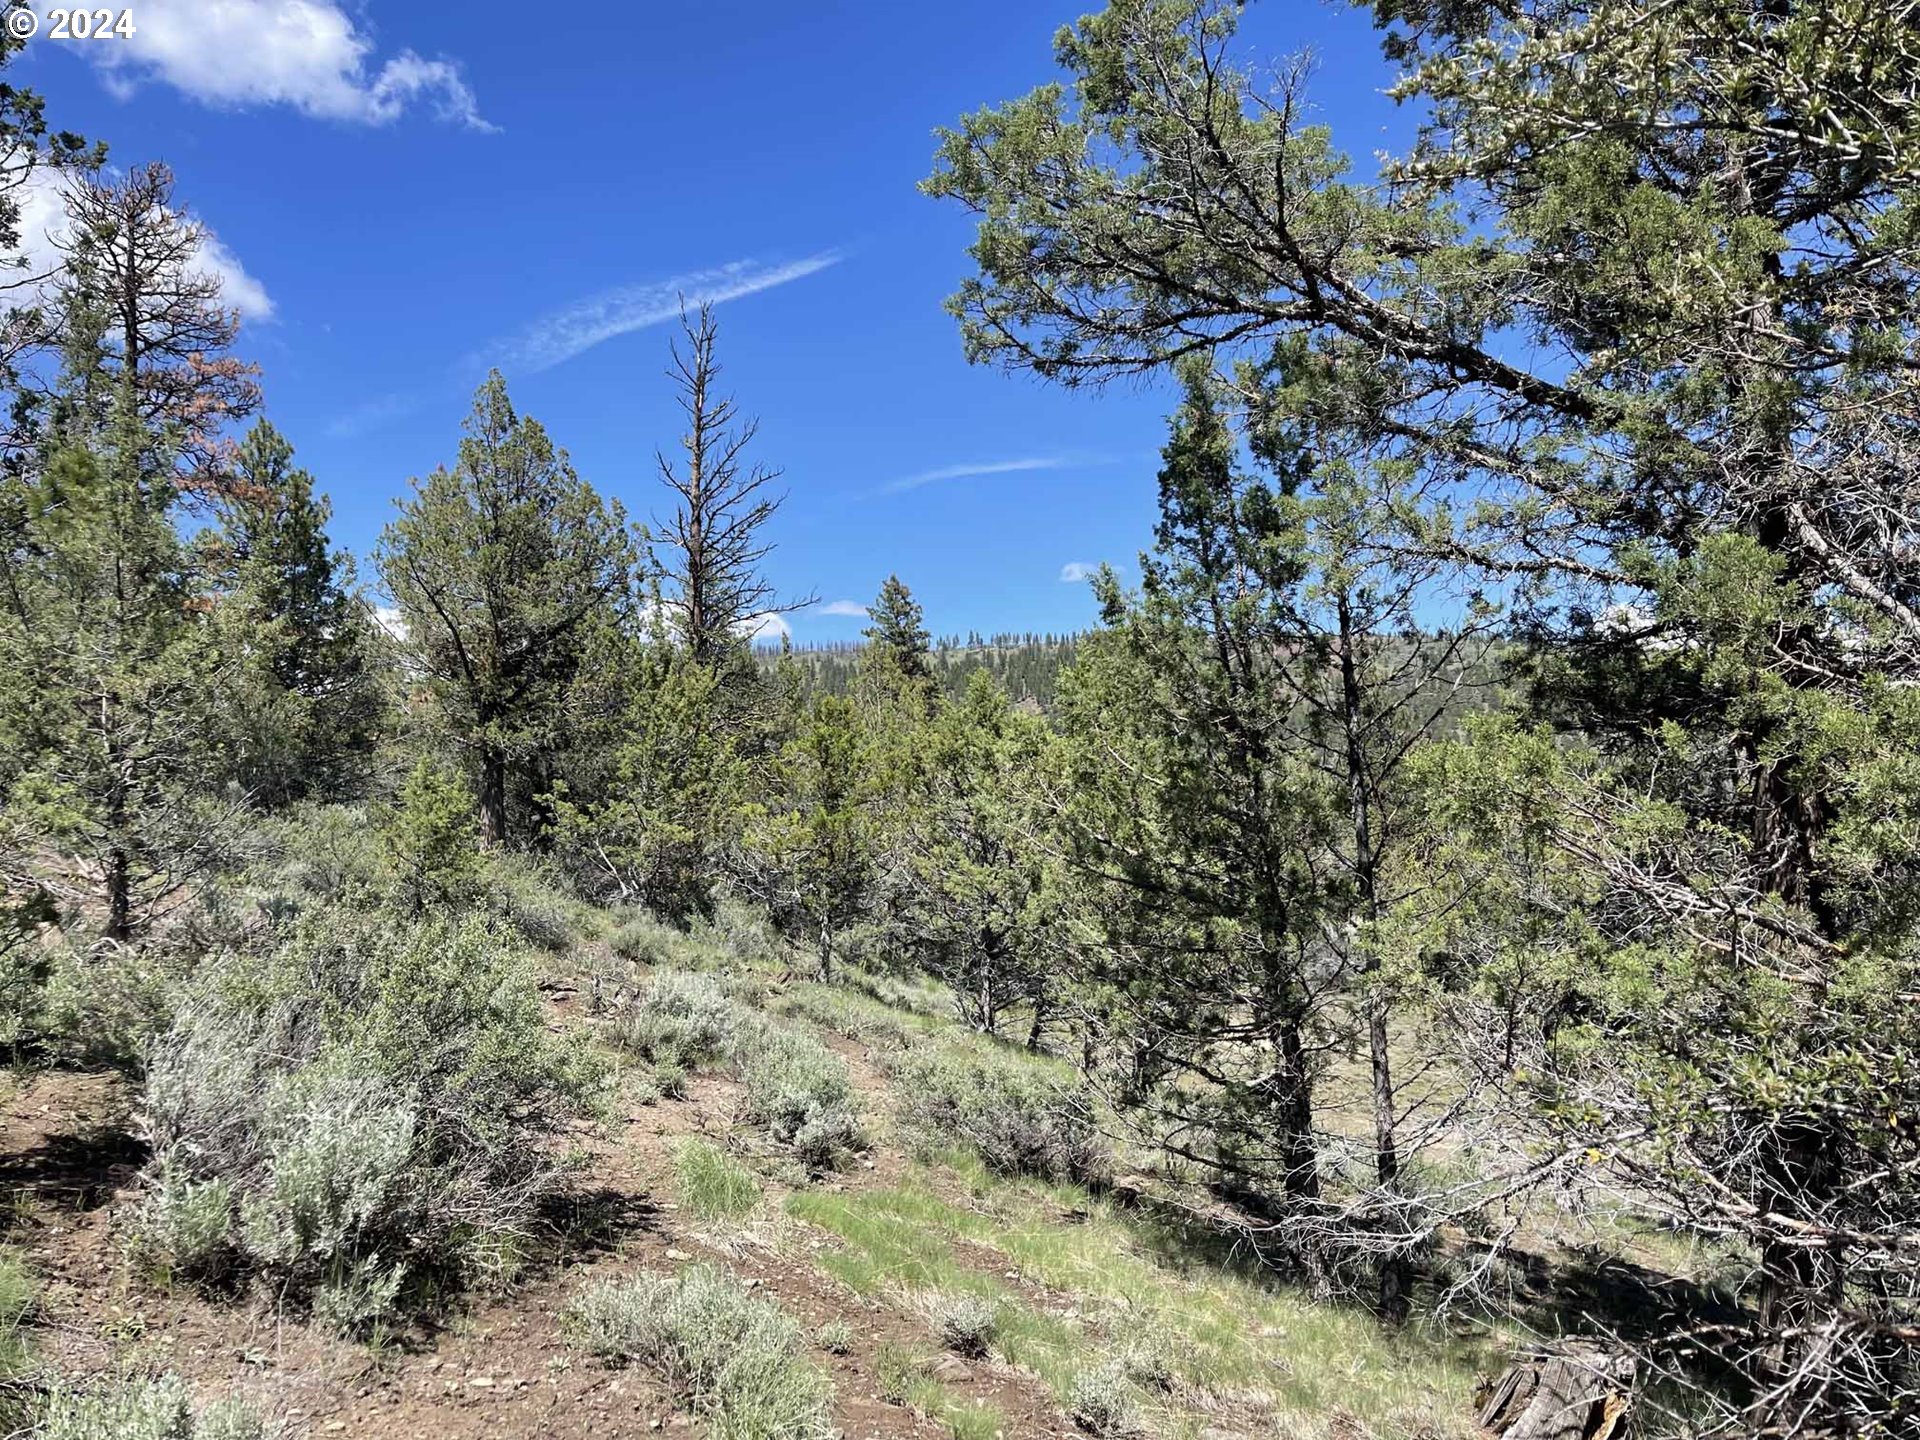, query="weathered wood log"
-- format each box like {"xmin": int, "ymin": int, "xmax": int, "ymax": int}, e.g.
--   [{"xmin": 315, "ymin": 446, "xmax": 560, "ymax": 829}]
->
[{"xmin": 1478, "ymin": 1347, "xmax": 1636, "ymax": 1440}]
